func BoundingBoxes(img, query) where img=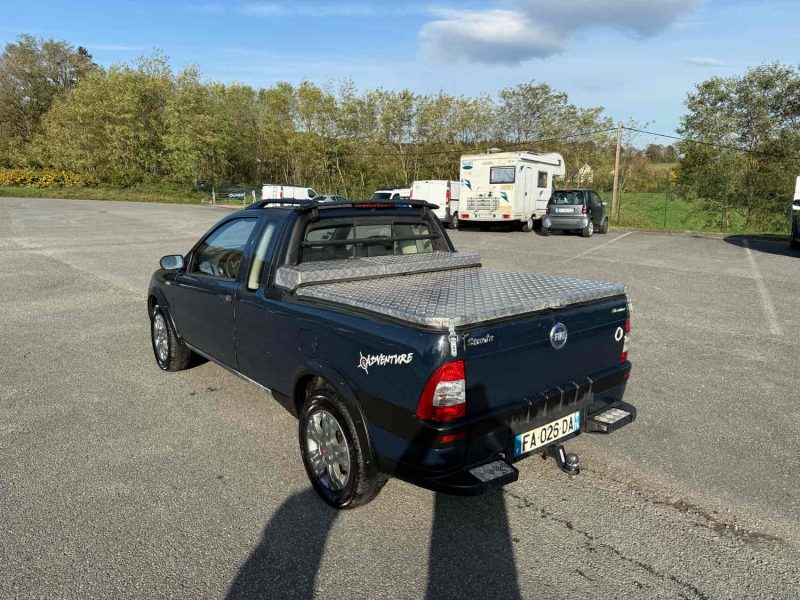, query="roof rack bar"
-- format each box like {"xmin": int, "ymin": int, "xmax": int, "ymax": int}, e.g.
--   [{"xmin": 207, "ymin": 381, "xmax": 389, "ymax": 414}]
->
[{"xmin": 245, "ymin": 199, "xmax": 438, "ymax": 212}]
